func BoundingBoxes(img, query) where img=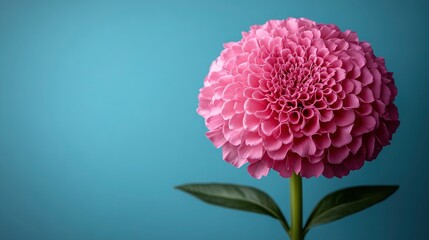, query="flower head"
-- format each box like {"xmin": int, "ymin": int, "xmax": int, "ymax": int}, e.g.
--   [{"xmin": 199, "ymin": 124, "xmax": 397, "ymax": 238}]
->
[{"xmin": 197, "ymin": 18, "xmax": 399, "ymax": 179}]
